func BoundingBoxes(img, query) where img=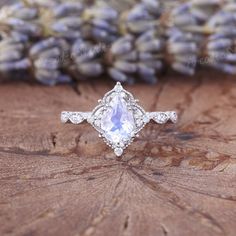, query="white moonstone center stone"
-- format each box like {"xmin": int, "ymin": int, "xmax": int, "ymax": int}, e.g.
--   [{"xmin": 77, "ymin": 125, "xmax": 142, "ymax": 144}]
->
[{"xmin": 101, "ymin": 94, "xmax": 135, "ymax": 144}]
